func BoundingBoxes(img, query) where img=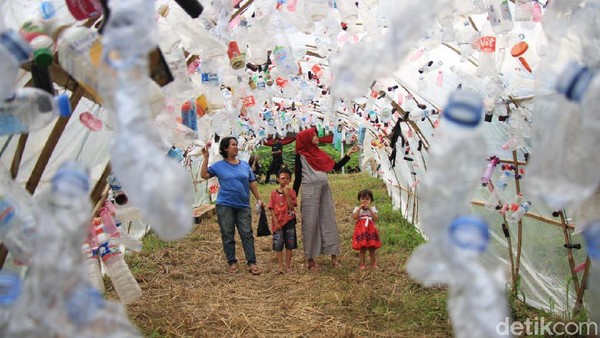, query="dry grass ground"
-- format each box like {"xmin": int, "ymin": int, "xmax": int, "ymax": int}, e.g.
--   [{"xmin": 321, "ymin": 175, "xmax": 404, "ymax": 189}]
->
[{"xmin": 108, "ymin": 173, "xmax": 452, "ymax": 337}]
